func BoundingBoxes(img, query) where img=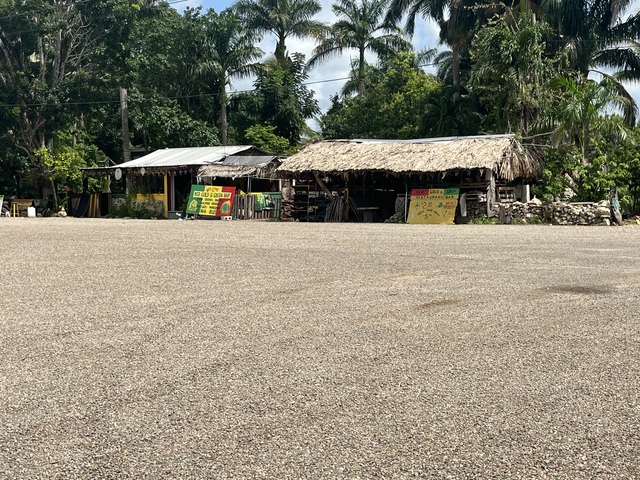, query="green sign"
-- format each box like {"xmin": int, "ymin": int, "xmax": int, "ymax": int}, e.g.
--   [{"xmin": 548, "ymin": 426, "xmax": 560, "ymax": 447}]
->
[{"xmin": 185, "ymin": 185, "xmax": 236, "ymax": 216}]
